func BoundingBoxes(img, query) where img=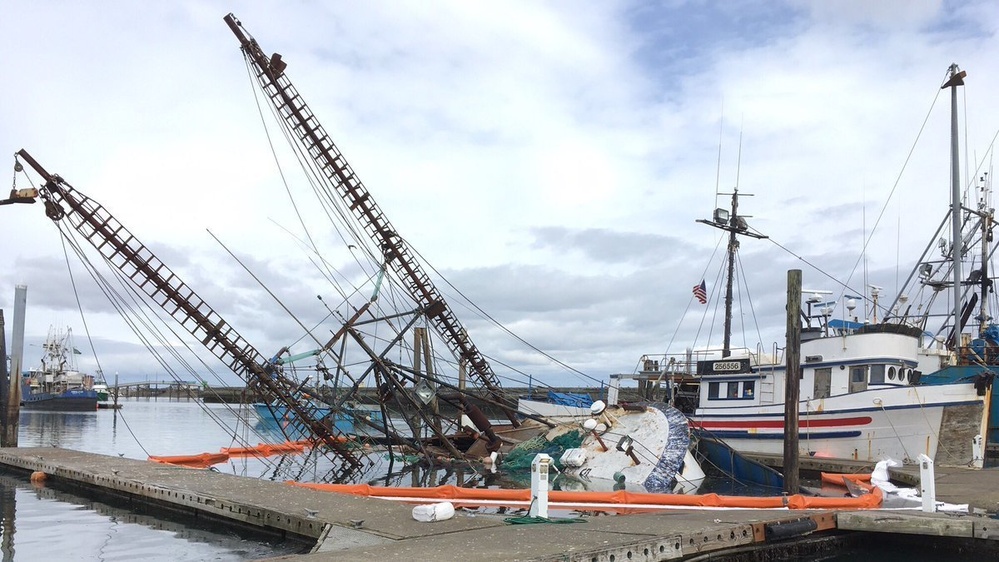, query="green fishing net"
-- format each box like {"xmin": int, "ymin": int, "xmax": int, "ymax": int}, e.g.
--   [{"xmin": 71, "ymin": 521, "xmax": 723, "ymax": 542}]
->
[{"xmin": 501, "ymin": 430, "xmax": 584, "ymax": 471}]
